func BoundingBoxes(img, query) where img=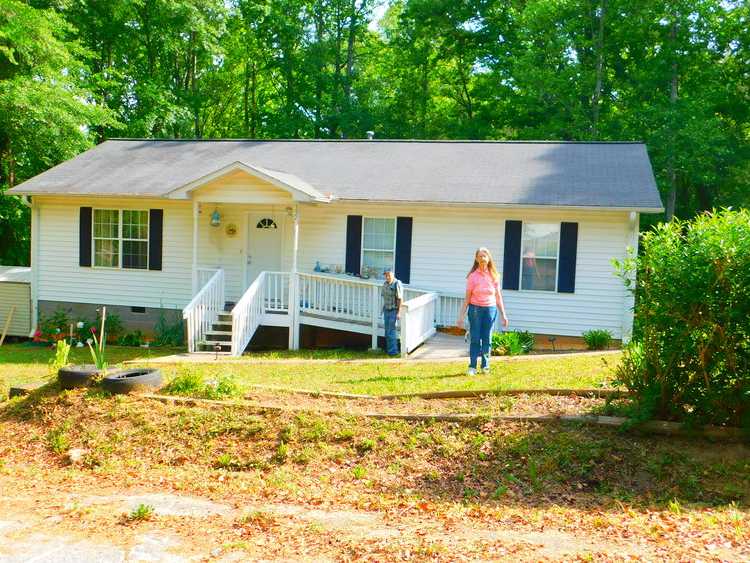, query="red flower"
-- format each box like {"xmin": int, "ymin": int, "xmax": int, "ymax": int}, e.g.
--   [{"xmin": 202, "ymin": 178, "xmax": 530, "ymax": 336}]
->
[
  {"xmin": 34, "ymin": 330, "xmax": 41, "ymax": 337},
  {"xmin": 90, "ymin": 327, "xmax": 97, "ymax": 333}
]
